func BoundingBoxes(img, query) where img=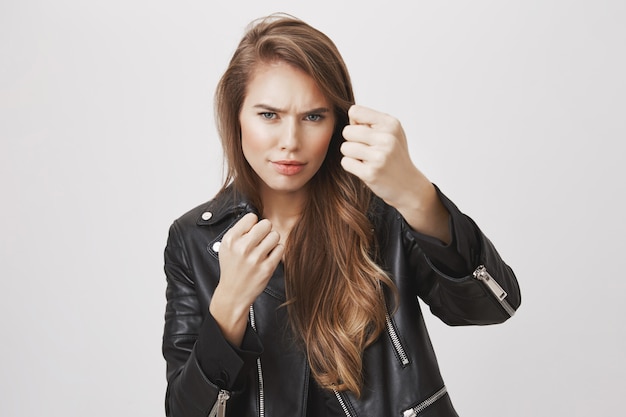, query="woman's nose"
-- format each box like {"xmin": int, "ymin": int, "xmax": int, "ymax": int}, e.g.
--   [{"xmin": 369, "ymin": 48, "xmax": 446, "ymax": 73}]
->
[{"xmin": 278, "ymin": 120, "xmax": 300, "ymax": 150}]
